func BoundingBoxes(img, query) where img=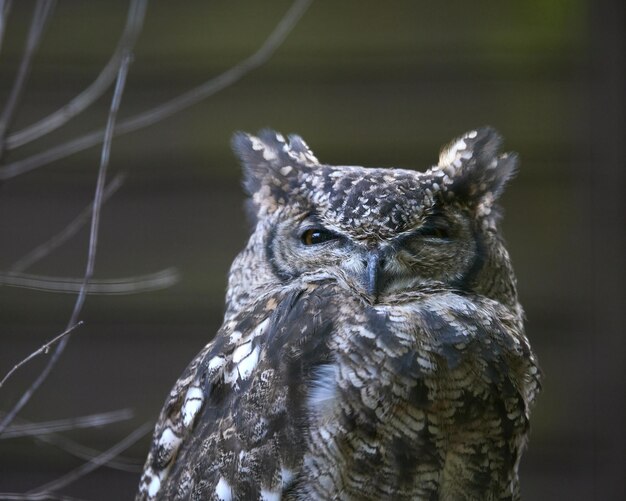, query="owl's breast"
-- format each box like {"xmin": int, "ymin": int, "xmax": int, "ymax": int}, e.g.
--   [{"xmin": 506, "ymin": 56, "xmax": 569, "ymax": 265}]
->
[{"xmin": 297, "ymin": 287, "xmax": 538, "ymax": 500}]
